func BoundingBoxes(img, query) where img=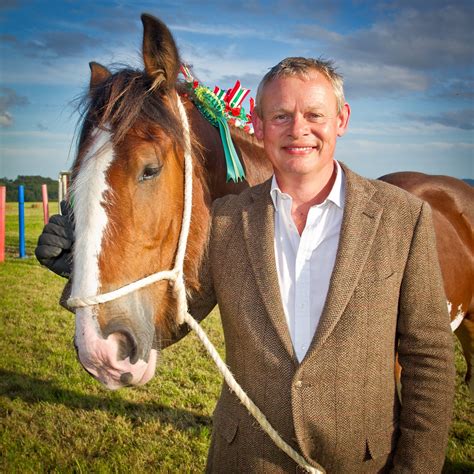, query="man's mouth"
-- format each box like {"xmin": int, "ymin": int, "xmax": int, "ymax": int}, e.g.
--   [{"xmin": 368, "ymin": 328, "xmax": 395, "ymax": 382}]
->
[{"xmin": 283, "ymin": 146, "xmax": 316, "ymax": 153}]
